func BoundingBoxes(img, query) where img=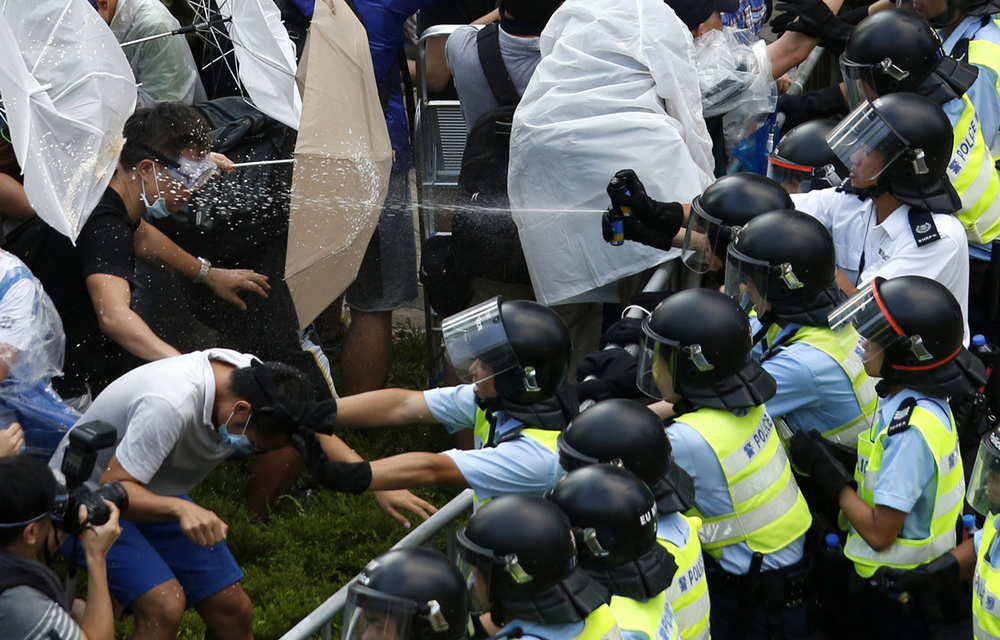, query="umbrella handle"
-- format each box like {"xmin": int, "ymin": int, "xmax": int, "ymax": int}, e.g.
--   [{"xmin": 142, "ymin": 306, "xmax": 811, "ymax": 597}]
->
[
  {"xmin": 229, "ymin": 159, "xmax": 295, "ymax": 168},
  {"xmin": 121, "ymin": 17, "xmax": 231, "ymax": 47}
]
